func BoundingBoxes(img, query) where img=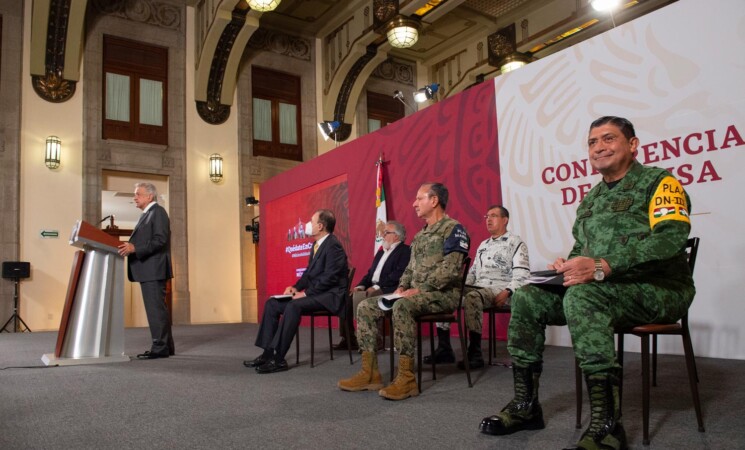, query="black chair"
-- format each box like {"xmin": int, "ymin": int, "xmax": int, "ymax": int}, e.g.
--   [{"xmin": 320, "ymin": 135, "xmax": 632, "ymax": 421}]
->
[
  {"xmin": 295, "ymin": 267, "xmax": 356, "ymax": 368},
  {"xmin": 414, "ymin": 256, "xmax": 472, "ymax": 392},
  {"xmin": 575, "ymin": 237, "xmax": 704, "ymax": 445},
  {"xmin": 483, "ymin": 304, "xmax": 512, "ymax": 367}
]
